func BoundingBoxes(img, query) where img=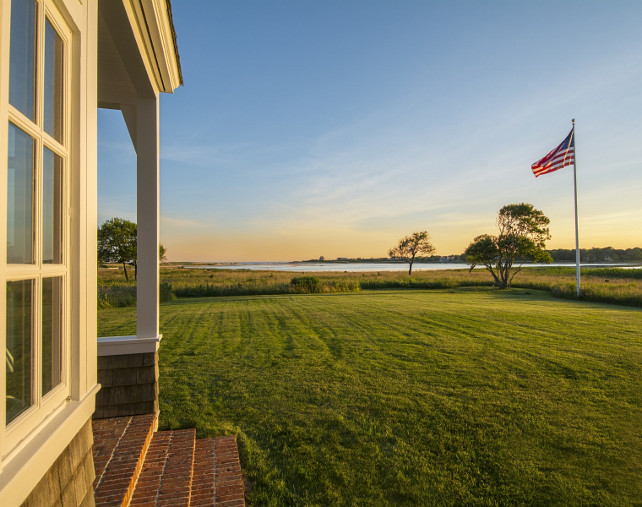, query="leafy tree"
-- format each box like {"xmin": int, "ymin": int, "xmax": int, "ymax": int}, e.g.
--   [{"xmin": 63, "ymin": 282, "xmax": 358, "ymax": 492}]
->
[
  {"xmin": 98, "ymin": 218, "xmax": 137, "ymax": 281},
  {"xmin": 465, "ymin": 203, "xmax": 552, "ymax": 289},
  {"xmin": 98, "ymin": 218, "xmax": 167, "ymax": 280},
  {"xmin": 388, "ymin": 231, "xmax": 436, "ymax": 275}
]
